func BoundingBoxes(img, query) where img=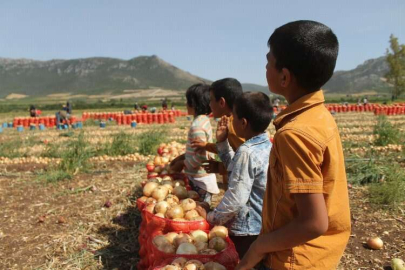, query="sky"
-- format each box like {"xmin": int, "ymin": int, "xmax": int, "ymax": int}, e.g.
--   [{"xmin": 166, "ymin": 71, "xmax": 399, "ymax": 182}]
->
[{"xmin": 0, "ymin": 0, "xmax": 404, "ymax": 85}]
